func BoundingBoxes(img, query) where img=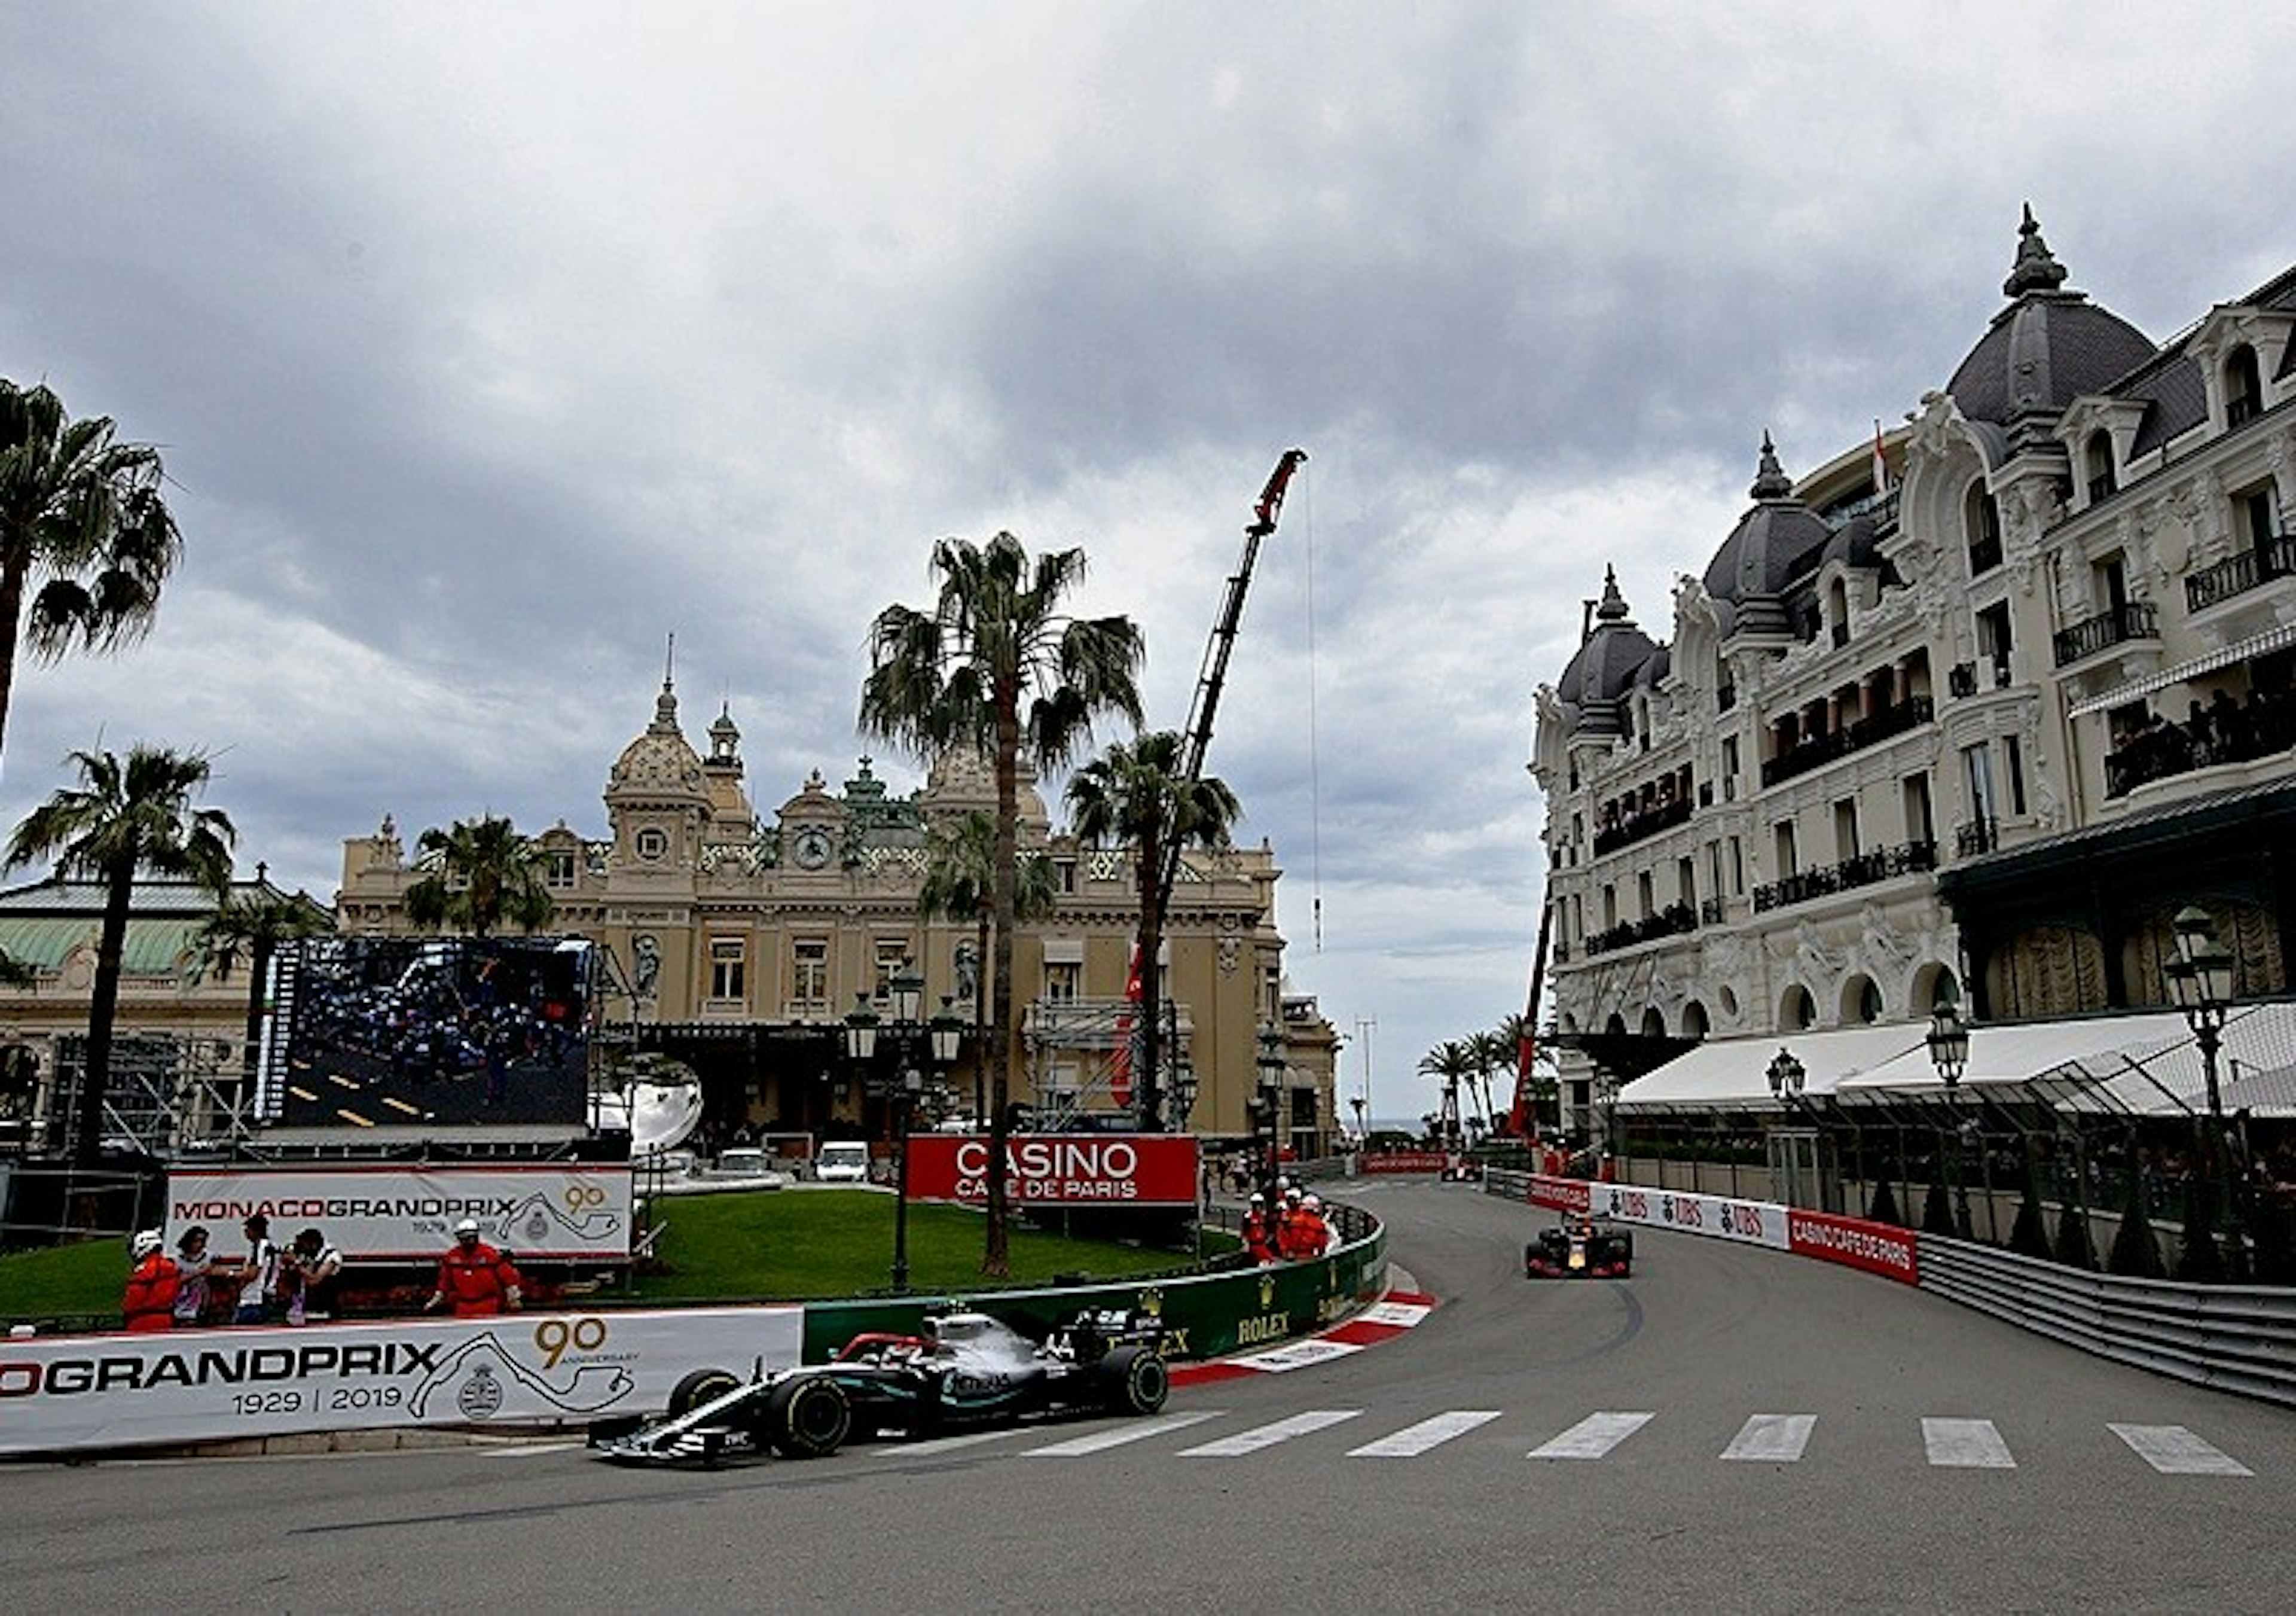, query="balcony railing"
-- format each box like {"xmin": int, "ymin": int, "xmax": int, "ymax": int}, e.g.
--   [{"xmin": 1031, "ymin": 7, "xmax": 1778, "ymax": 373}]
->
[
  {"xmin": 1582, "ymin": 903, "xmax": 1699, "ymax": 958},
  {"xmin": 2104, "ymin": 695, "xmax": 2296, "ymax": 798},
  {"xmin": 1955, "ymin": 817, "xmax": 1999, "ymax": 858},
  {"xmin": 2185, "ymin": 534, "xmax": 2296, "ymax": 613},
  {"xmin": 1699, "ymin": 897, "xmax": 1726, "ymax": 925},
  {"xmin": 1592, "ymin": 792, "xmax": 1693, "ymax": 856},
  {"xmin": 2052, "ymin": 601, "xmax": 2158, "ymax": 668},
  {"xmin": 1751, "ymin": 839, "xmax": 1938, "ymax": 913},
  {"xmin": 1760, "ymin": 697, "xmax": 1935, "ymax": 786}
]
